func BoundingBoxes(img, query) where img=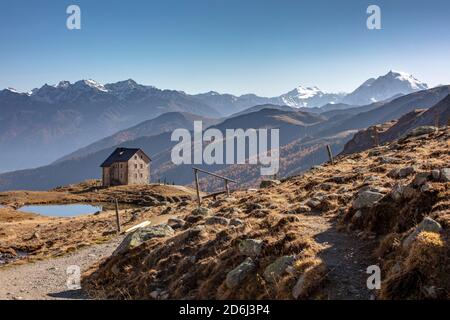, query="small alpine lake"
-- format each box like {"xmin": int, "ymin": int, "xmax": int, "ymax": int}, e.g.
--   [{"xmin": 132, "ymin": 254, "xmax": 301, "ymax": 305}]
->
[{"xmin": 18, "ymin": 204, "xmax": 103, "ymax": 217}]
